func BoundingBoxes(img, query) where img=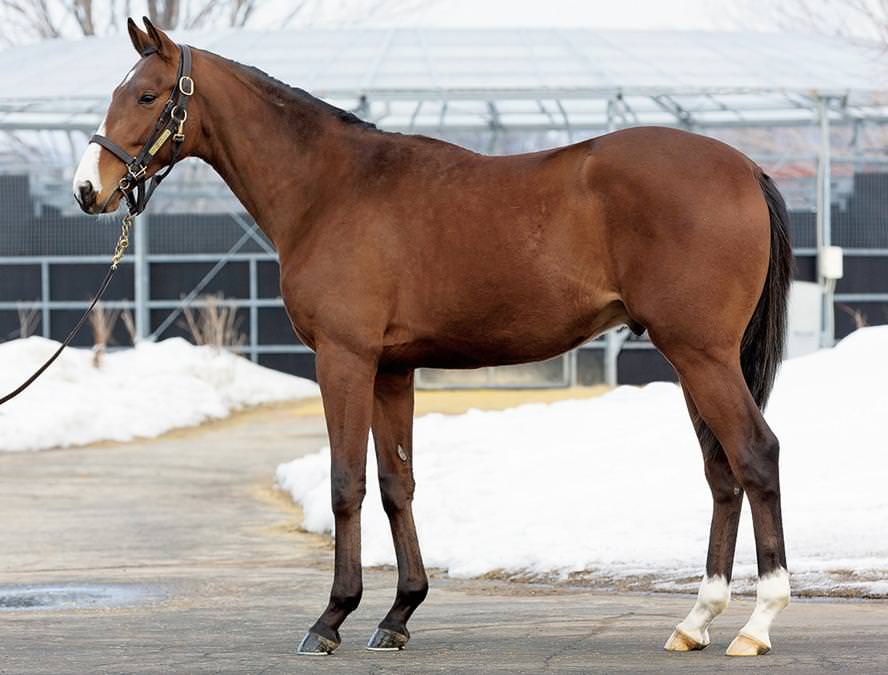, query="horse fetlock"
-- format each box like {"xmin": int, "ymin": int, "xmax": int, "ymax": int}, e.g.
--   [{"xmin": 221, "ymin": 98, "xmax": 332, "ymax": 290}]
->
[
  {"xmin": 330, "ymin": 586, "xmax": 363, "ymax": 613},
  {"xmin": 728, "ymin": 568, "xmax": 790, "ymax": 655},
  {"xmin": 396, "ymin": 578, "xmax": 429, "ymax": 608},
  {"xmin": 666, "ymin": 575, "xmax": 730, "ymax": 651}
]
